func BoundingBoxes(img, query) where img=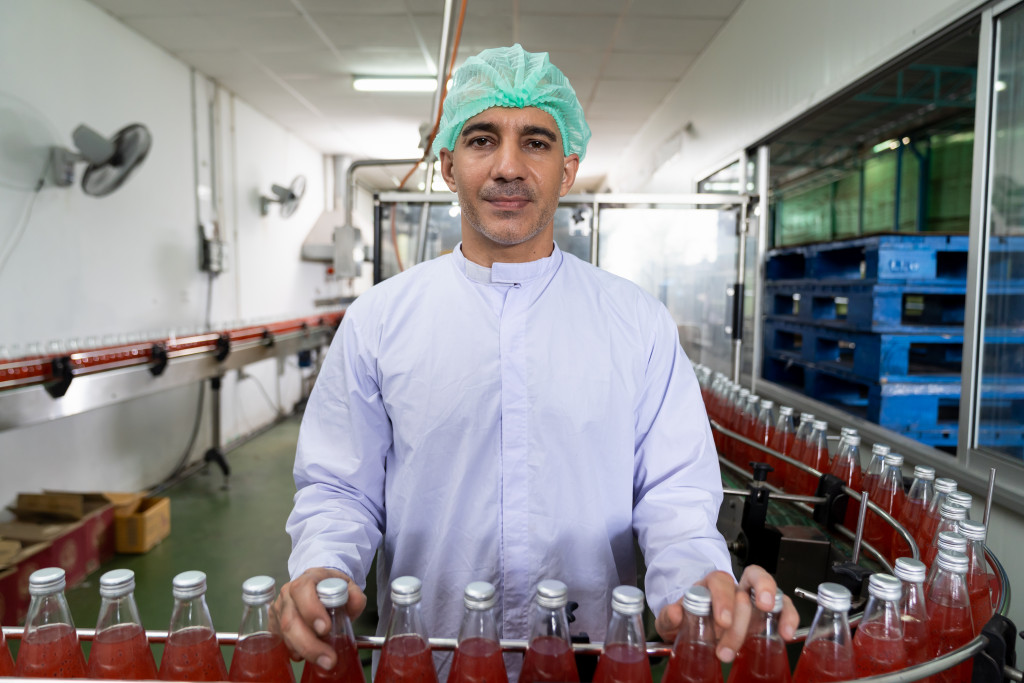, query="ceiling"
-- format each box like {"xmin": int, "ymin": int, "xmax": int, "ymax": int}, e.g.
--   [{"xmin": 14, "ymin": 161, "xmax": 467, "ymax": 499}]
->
[{"xmin": 87, "ymin": 0, "xmax": 743, "ymax": 191}]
